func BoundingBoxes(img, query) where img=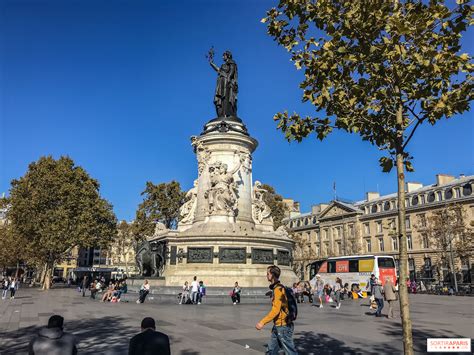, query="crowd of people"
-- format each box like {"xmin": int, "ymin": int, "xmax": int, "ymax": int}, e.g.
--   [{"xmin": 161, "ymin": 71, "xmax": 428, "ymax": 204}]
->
[{"xmin": 79, "ymin": 275, "xmax": 129, "ymax": 303}]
